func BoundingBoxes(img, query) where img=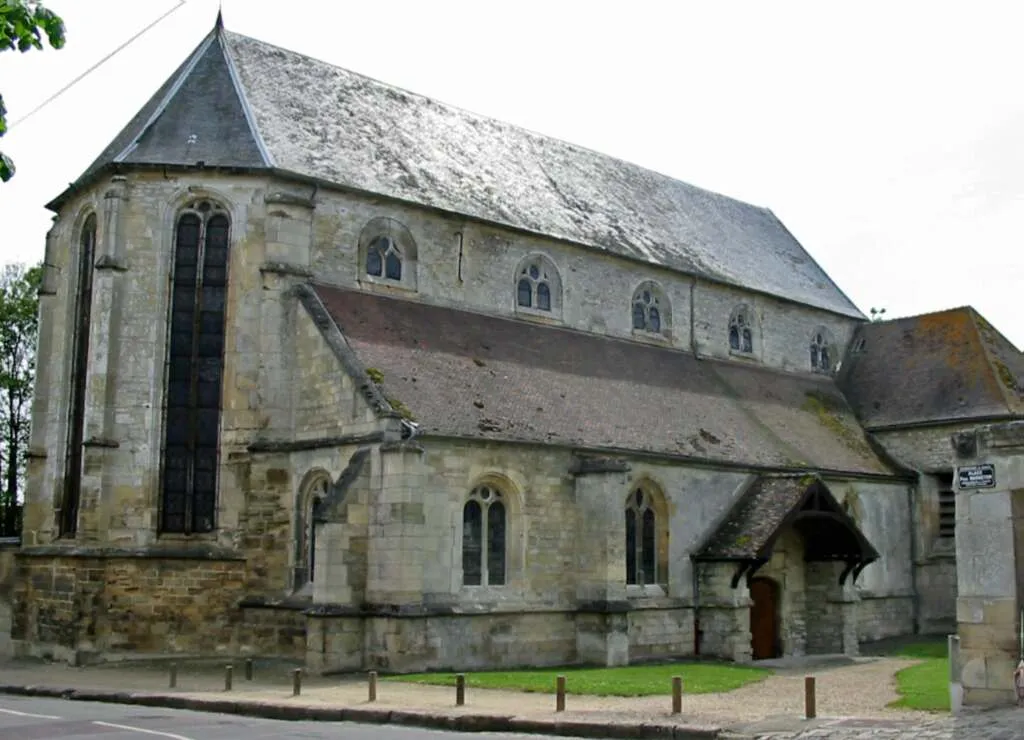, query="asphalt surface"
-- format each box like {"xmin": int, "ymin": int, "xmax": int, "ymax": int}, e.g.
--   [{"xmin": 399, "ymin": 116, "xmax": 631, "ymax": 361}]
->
[{"xmin": 0, "ymin": 695, "xmax": 572, "ymax": 740}]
